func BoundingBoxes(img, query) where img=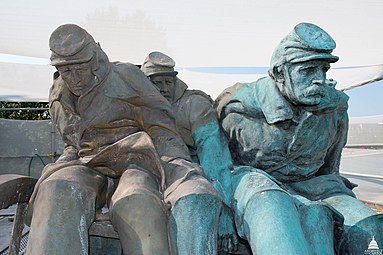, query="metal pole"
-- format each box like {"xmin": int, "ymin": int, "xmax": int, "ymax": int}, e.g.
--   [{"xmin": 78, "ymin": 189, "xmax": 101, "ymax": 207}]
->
[
  {"xmin": 341, "ymin": 171, "xmax": 383, "ymax": 180},
  {"xmin": 0, "ymin": 108, "xmax": 49, "ymax": 111},
  {"xmin": 50, "ymin": 121, "xmax": 55, "ymax": 163}
]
